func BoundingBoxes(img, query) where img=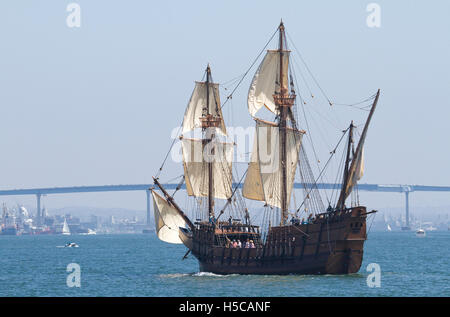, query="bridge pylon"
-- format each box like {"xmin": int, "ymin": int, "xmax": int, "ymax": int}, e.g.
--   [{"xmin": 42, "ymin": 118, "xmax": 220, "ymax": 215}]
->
[
  {"xmin": 36, "ymin": 193, "xmax": 41, "ymax": 226},
  {"xmin": 401, "ymin": 186, "xmax": 412, "ymax": 230}
]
